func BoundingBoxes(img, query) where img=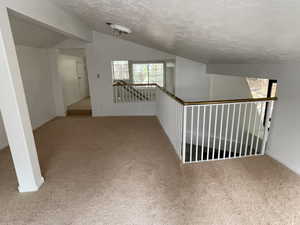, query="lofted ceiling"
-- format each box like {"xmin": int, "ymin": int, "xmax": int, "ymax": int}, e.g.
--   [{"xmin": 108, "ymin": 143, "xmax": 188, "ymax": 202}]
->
[
  {"xmin": 48, "ymin": 0, "xmax": 300, "ymax": 63},
  {"xmin": 8, "ymin": 11, "xmax": 68, "ymax": 49}
]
